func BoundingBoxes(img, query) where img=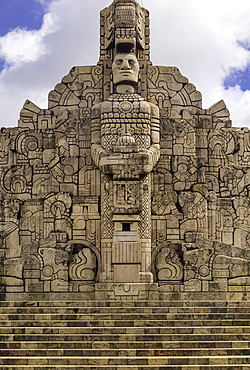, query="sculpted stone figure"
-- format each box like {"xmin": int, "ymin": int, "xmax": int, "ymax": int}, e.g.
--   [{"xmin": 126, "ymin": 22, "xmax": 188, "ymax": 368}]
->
[
  {"xmin": 91, "ymin": 52, "xmax": 160, "ymax": 179},
  {"xmin": 91, "ymin": 52, "xmax": 160, "ymax": 284},
  {"xmin": 112, "ymin": 53, "xmax": 140, "ymax": 86}
]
